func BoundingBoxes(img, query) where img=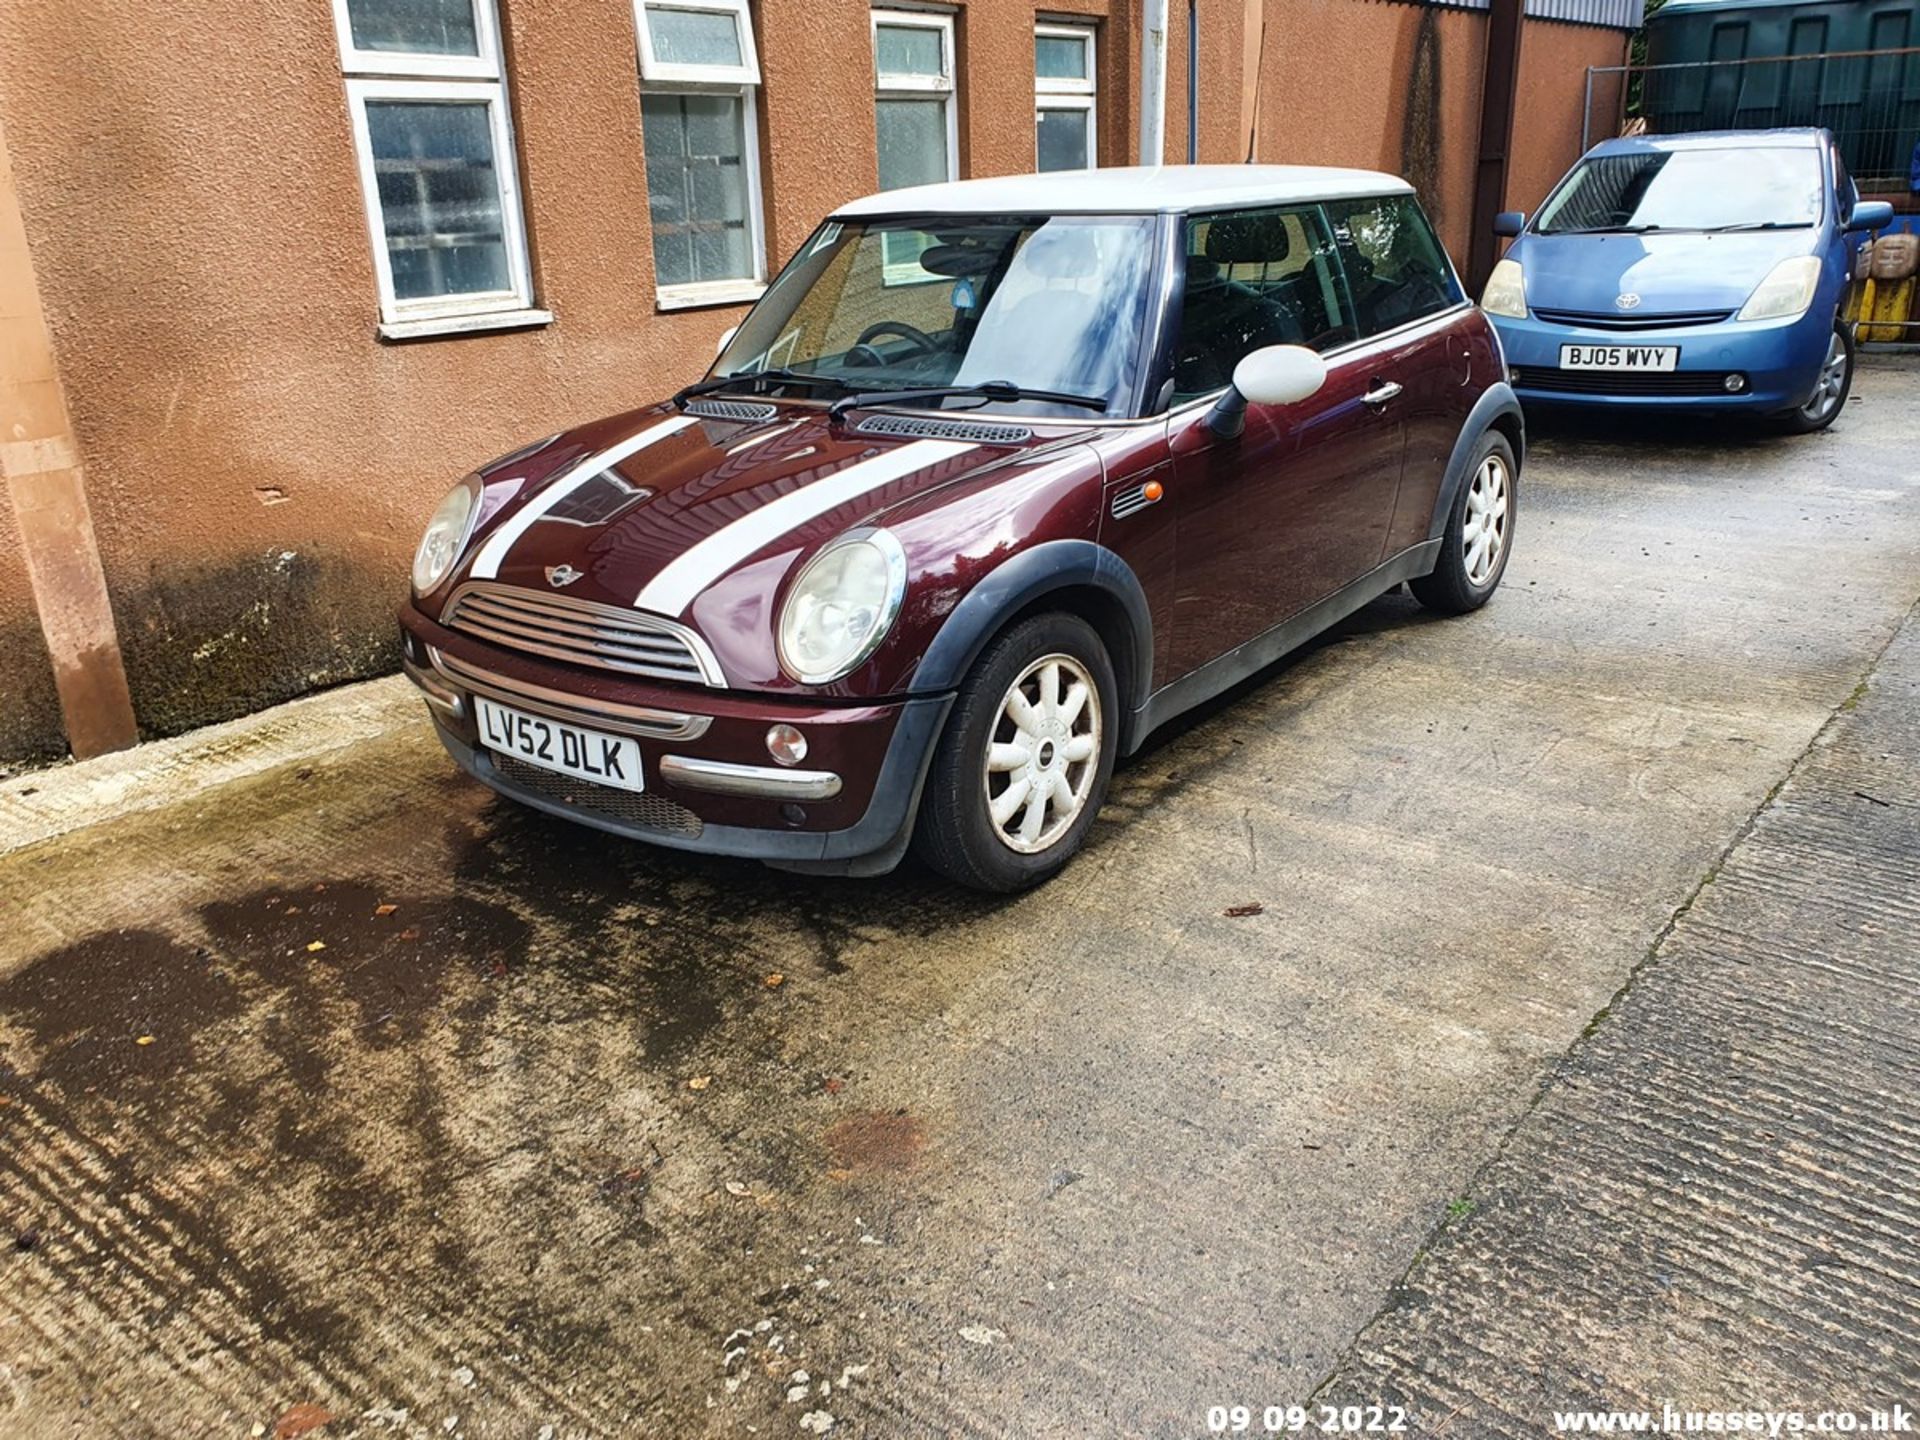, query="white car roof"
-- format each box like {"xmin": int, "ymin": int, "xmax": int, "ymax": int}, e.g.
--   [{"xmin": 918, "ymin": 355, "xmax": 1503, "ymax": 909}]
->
[{"xmin": 830, "ymin": 164, "xmax": 1415, "ymax": 219}]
